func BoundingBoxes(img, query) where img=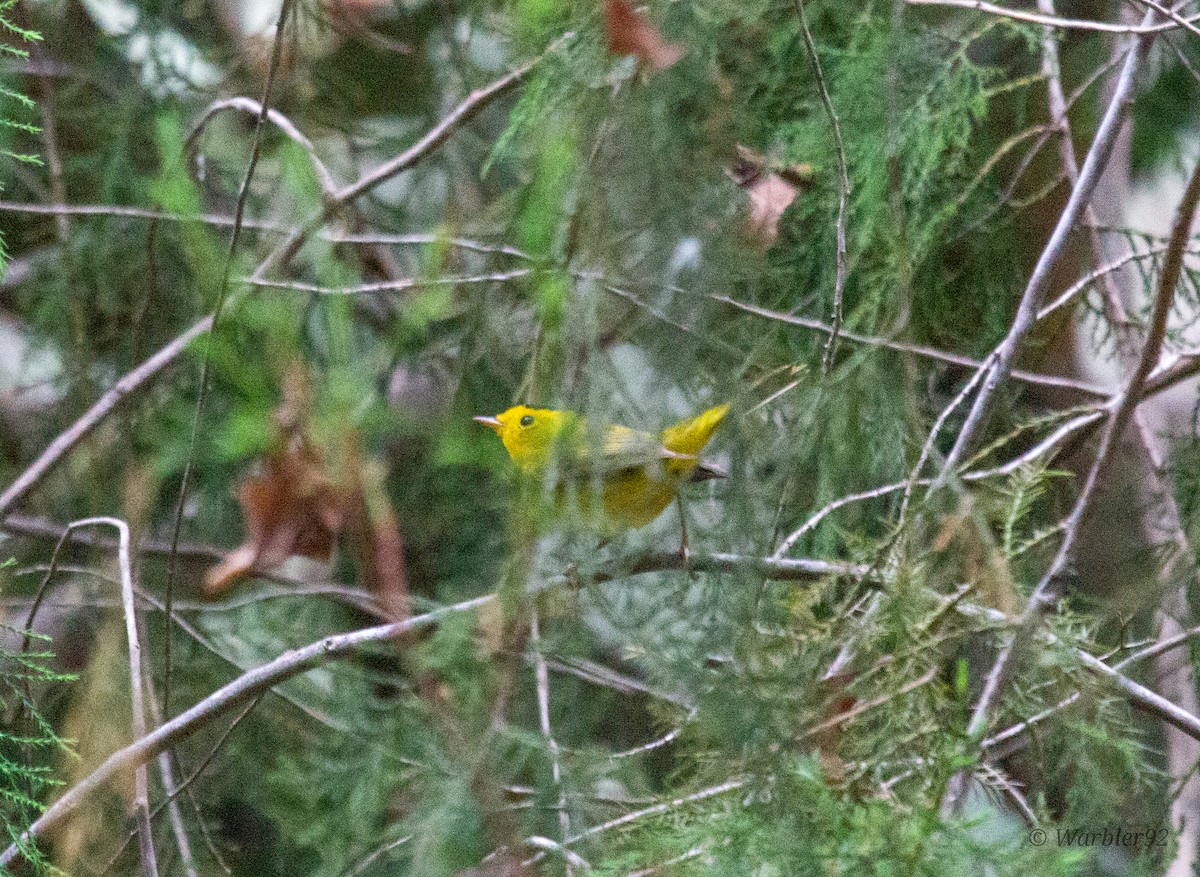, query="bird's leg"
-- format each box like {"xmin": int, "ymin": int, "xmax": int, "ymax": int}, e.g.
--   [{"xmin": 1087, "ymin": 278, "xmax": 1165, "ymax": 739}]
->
[{"xmin": 675, "ymin": 493, "xmax": 691, "ymax": 570}]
